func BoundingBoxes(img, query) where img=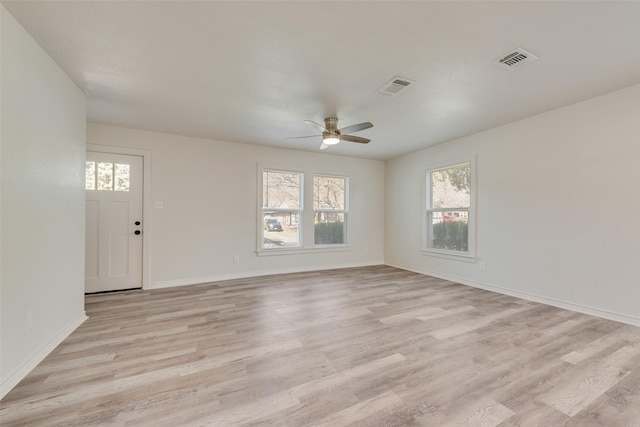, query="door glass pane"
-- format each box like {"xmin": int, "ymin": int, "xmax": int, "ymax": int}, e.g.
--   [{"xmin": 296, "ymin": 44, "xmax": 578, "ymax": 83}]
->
[
  {"xmin": 97, "ymin": 162, "xmax": 113, "ymax": 191},
  {"xmin": 85, "ymin": 161, "xmax": 96, "ymax": 190},
  {"xmin": 114, "ymin": 164, "xmax": 130, "ymax": 192}
]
